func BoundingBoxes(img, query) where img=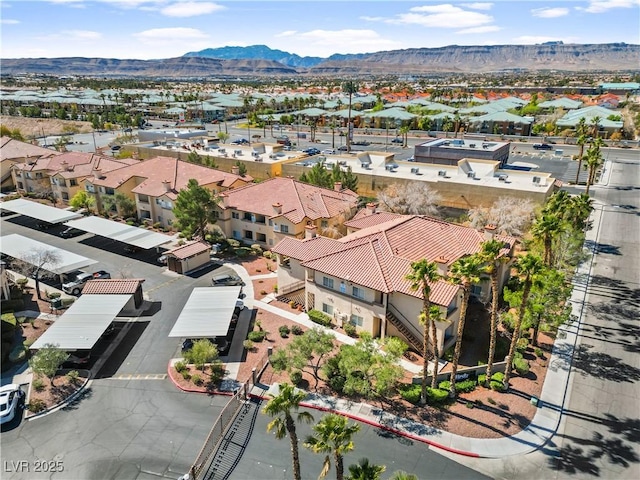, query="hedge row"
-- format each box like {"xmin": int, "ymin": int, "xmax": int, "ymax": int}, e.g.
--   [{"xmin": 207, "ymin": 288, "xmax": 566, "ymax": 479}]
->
[{"xmin": 307, "ymin": 309, "xmax": 332, "ymax": 327}]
